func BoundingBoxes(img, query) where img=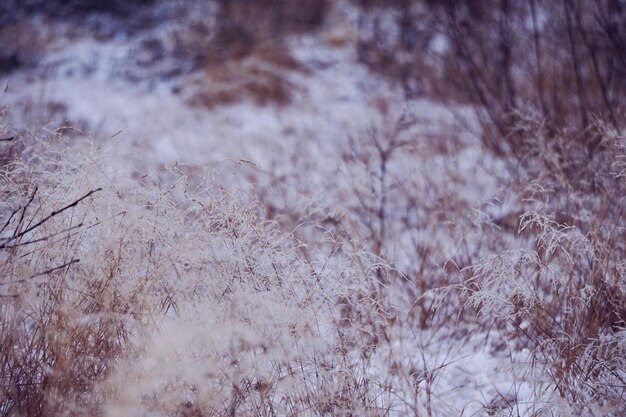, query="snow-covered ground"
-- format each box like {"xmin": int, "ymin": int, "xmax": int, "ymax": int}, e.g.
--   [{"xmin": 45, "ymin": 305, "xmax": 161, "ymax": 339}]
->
[{"xmin": 0, "ymin": 2, "xmax": 554, "ymax": 416}]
